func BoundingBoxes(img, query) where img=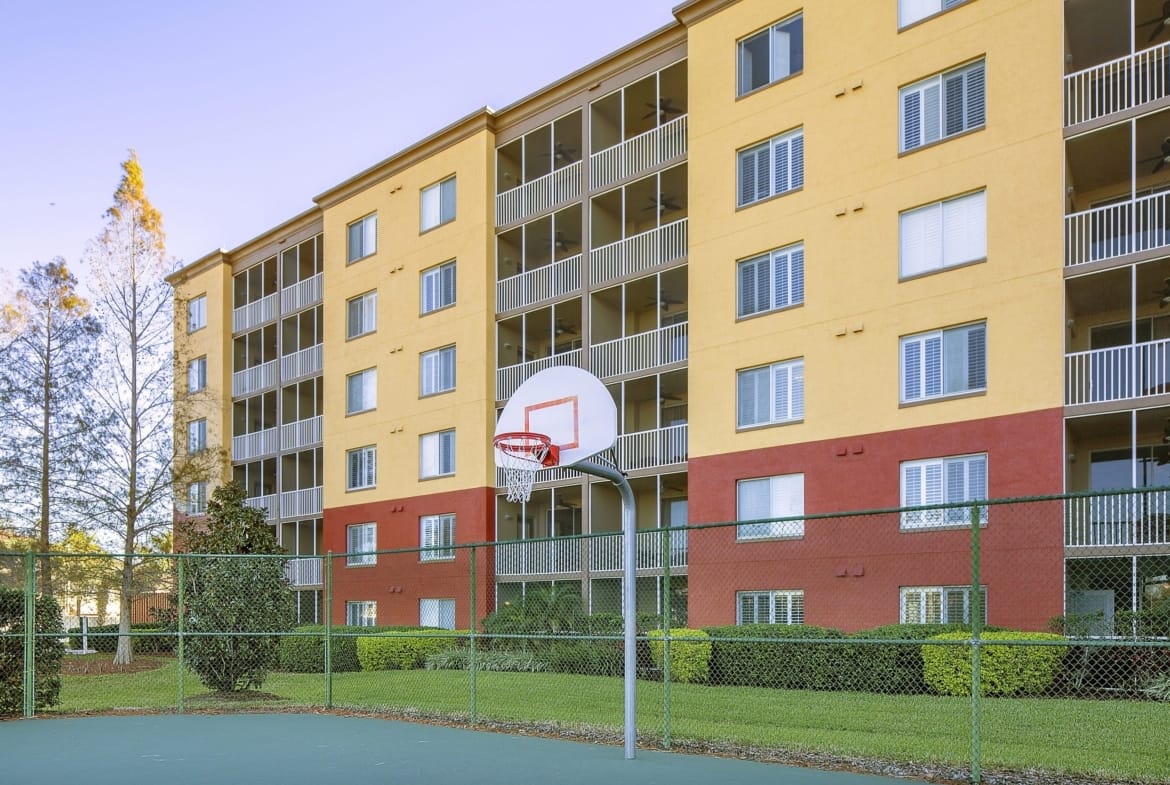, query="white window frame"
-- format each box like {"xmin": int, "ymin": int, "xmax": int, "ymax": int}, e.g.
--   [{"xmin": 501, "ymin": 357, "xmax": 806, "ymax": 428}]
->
[
  {"xmin": 346, "ymin": 600, "xmax": 377, "ymax": 627},
  {"xmin": 187, "ymin": 482, "xmax": 207, "ymax": 516},
  {"xmin": 420, "ymin": 429, "xmax": 456, "ymax": 478},
  {"xmin": 420, "ymin": 345, "xmax": 456, "ymax": 396},
  {"xmin": 737, "ymin": 358, "xmax": 804, "ymax": 428},
  {"xmin": 187, "ymin": 356, "xmax": 207, "ymax": 393},
  {"xmin": 421, "ymin": 260, "xmax": 457, "ymax": 314},
  {"xmin": 900, "ymin": 585, "xmax": 987, "ymax": 624},
  {"xmin": 900, "ymin": 322, "xmax": 986, "ymax": 403},
  {"xmin": 347, "ymin": 446, "xmax": 377, "ymax": 491},
  {"xmin": 736, "ymin": 473, "xmax": 804, "ymax": 540},
  {"xmin": 187, "ymin": 419, "xmax": 207, "ymax": 454},
  {"xmin": 901, "ymin": 453, "xmax": 988, "ymax": 529},
  {"xmin": 420, "ymin": 176, "xmax": 456, "ymax": 231},
  {"xmin": 737, "ymin": 128, "xmax": 804, "ymax": 208},
  {"xmin": 736, "ymin": 13, "xmax": 803, "ymax": 96},
  {"xmin": 346, "ymin": 291, "xmax": 377, "ymax": 339},
  {"xmin": 347, "ymin": 213, "xmax": 377, "ymax": 263},
  {"xmin": 419, "ymin": 598, "xmax": 456, "ymax": 629},
  {"xmin": 737, "ymin": 590, "xmax": 805, "ymax": 624},
  {"xmin": 420, "ymin": 514, "xmax": 456, "ymax": 561},
  {"xmin": 346, "ymin": 368, "xmax": 377, "ymax": 415},
  {"xmin": 900, "ymin": 59, "xmax": 985, "ymax": 153},
  {"xmin": 899, "ymin": 0, "xmax": 970, "ymax": 29},
  {"xmin": 737, "ymin": 242, "xmax": 805, "ymax": 318},
  {"xmin": 346, "ymin": 522, "xmax": 377, "ymax": 566},
  {"xmin": 900, "ymin": 190, "xmax": 986, "ymax": 278},
  {"xmin": 187, "ymin": 295, "xmax": 206, "ymax": 333}
]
